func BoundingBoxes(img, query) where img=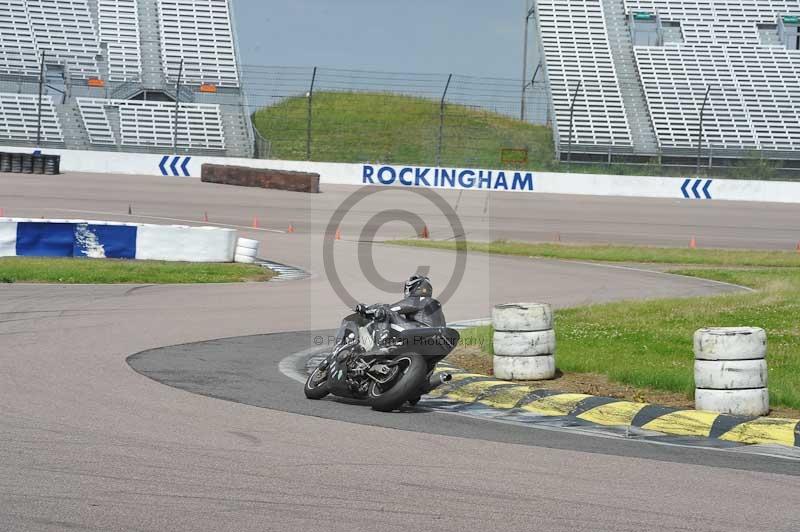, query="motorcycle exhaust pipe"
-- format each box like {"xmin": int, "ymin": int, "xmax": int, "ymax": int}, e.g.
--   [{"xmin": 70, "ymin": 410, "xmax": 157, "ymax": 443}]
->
[{"xmin": 426, "ymin": 372, "xmax": 452, "ymax": 393}]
